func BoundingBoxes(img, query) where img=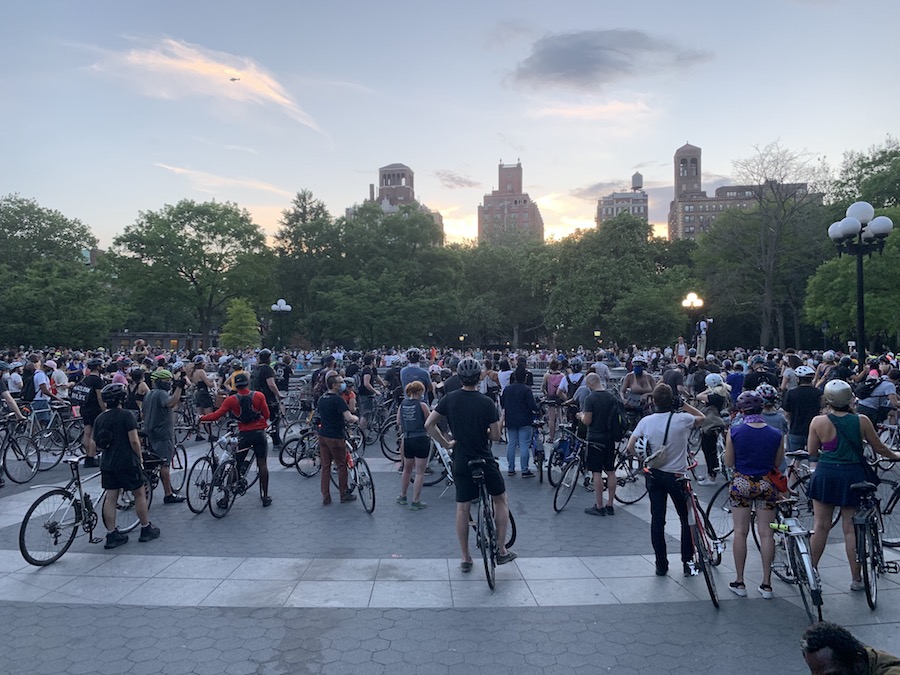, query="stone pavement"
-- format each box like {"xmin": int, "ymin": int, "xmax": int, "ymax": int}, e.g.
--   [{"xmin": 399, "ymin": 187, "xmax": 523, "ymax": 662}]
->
[{"xmin": 1, "ymin": 441, "xmax": 899, "ymax": 674}]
